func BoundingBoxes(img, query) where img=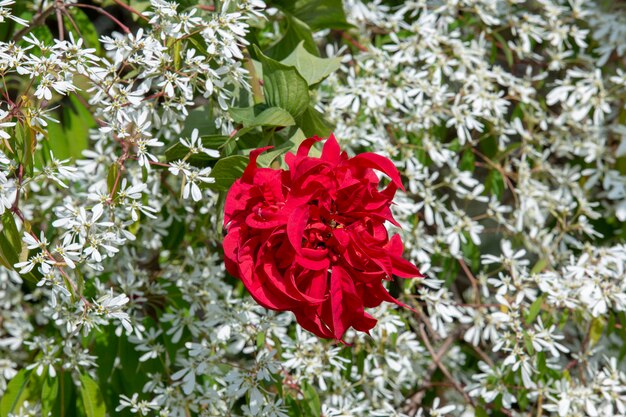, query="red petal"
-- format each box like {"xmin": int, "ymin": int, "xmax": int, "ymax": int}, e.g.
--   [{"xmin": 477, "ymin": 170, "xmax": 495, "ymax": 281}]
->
[
  {"xmin": 297, "ymin": 136, "xmax": 323, "ymax": 158},
  {"xmin": 391, "ymin": 254, "xmax": 423, "ymax": 278},
  {"xmin": 287, "ymin": 205, "xmax": 309, "ymax": 254},
  {"xmin": 351, "ymin": 311, "xmax": 377, "ymax": 335},
  {"xmin": 296, "ymin": 253, "xmax": 330, "ymax": 270},
  {"xmin": 321, "ymin": 133, "xmax": 341, "ymax": 164},
  {"xmin": 329, "ymin": 266, "xmax": 350, "ymax": 339},
  {"xmin": 238, "ymin": 237, "xmax": 296, "ymax": 310},
  {"xmin": 329, "ymin": 266, "xmax": 366, "ymax": 340},
  {"xmin": 293, "ymin": 309, "xmax": 334, "ymax": 339},
  {"xmin": 349, "ymin": 152, "xmax": 405, "ymax": 191},
  {"xmin": 242, "ymin": 146, "xmax": 273, "ymax": 183},
  {"xmin": 375, "ymin": 281, "xmax": 417, "ymax": 312}
]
